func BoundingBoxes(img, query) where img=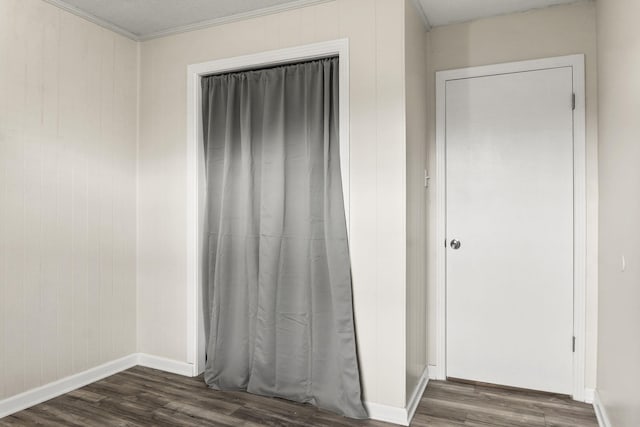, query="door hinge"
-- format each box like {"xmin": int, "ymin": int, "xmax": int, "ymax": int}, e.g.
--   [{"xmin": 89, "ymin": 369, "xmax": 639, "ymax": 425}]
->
[
  {"xmin": 572, "ymin": 93, "xmax": 576, "ymax": 111},
  {"xmin": 572, "ymin": 336, "xmax": 576, "ymax": 353},
  {"xmin": 424, "ymin": 170, "xmax": 431, "ymax": 188}
]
